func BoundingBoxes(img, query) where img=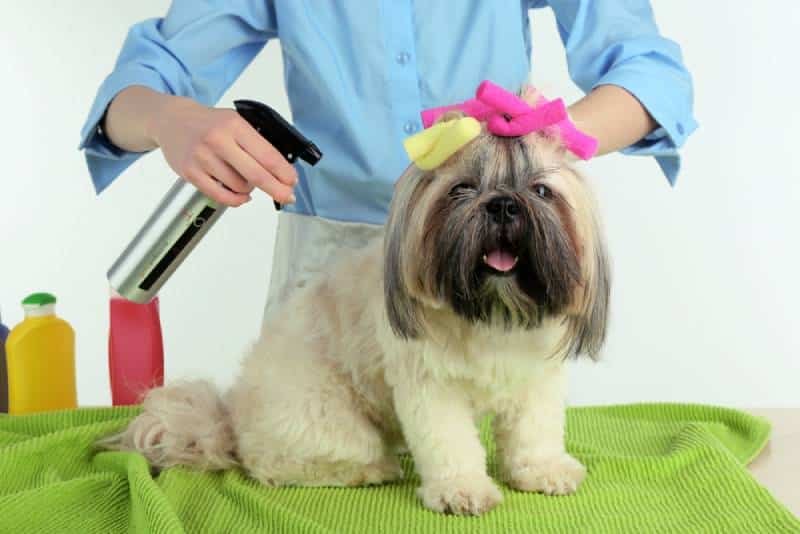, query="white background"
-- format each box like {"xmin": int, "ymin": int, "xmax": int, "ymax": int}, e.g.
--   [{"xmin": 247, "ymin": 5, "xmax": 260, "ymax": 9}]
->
[{"xmin": 1, "ymin": 2, "xmax": 798, "ymax": 408}]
